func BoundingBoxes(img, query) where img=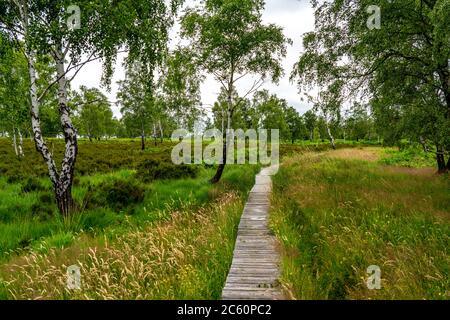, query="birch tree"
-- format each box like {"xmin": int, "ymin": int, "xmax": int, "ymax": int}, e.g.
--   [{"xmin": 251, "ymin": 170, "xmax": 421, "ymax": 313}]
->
[
  {"xmin": 0, "ymin": 0, "xmax": 183, "ymax": 215},
  {"xmin": 0, "ymin": 41, "xmax": 28, "ymax": 157},
  {"xmin": 181, "ymin": 0, "xmax": 290, "ymax": 183},
  {"xmin": 291, "ymin": 0, "xmax": 450, "ymax": 172}
]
